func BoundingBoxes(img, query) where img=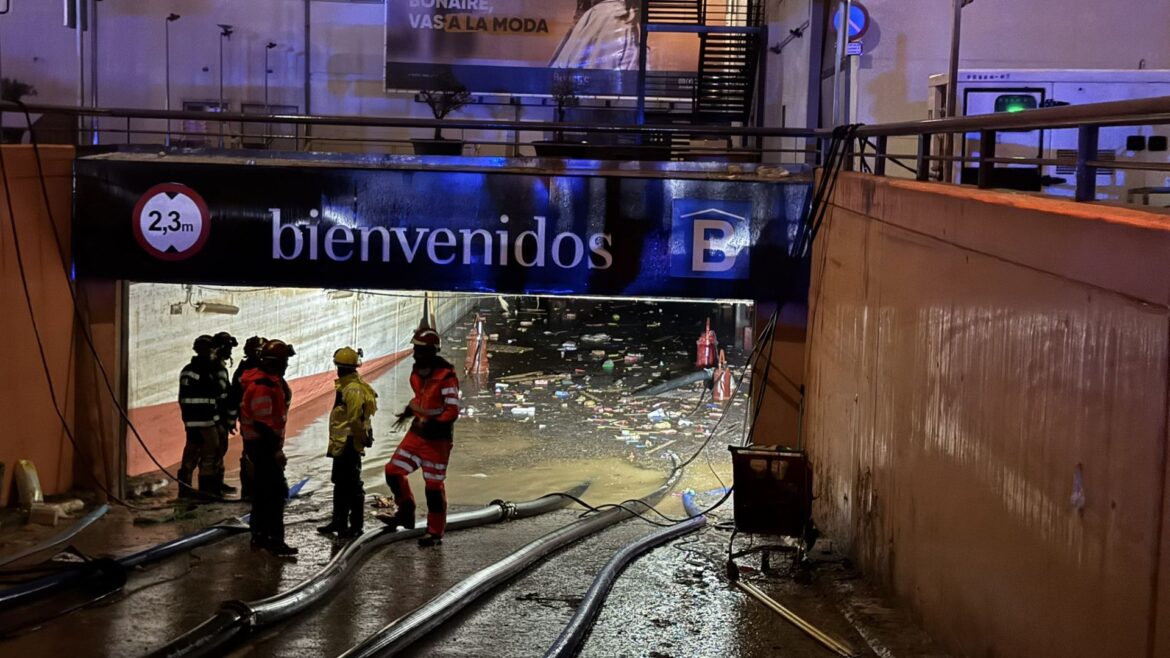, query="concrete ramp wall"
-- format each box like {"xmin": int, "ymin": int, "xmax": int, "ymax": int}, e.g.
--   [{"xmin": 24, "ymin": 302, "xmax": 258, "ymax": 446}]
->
[{"xmin": 805, "ymin": 172, "xmax": 1170, "ymax": 657}]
